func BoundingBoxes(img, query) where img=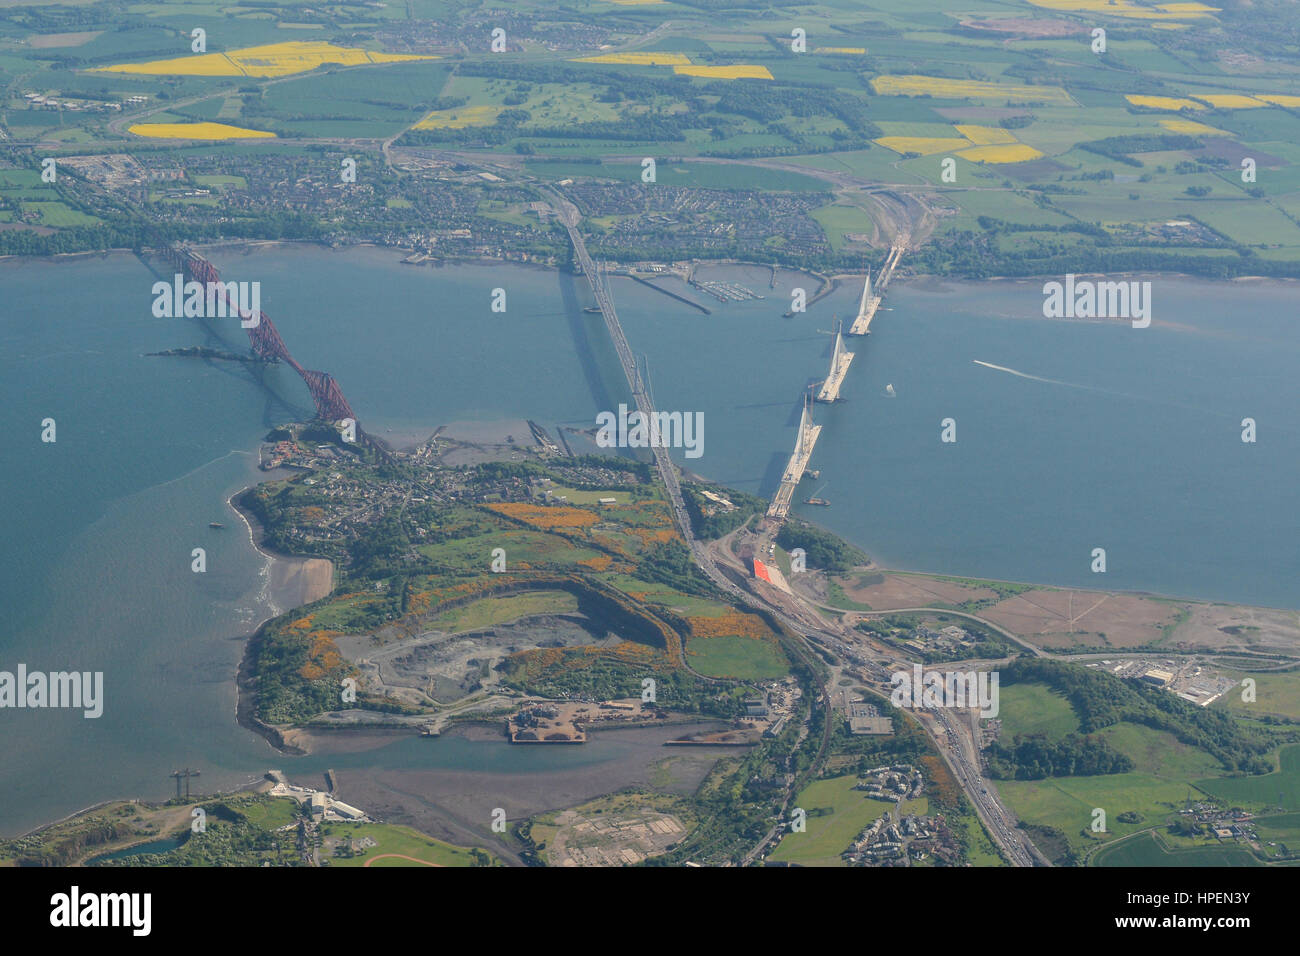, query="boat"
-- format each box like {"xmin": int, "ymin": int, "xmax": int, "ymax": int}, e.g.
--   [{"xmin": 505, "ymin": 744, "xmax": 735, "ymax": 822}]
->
[
  {"xmin": 885, "ymin": 384, "xmax": 896, "ymax": 397},
  {"xmin": 803, "ymin": 469, "xmax": 820, "ymax": 481},
  {"xmin": 805, "ymin": 497, "xmax": 830, "ymax": 507},
  {"xmin": 583, "ymin": 306, "xmax": 602, "ymax": 314},
  {"xmin": 209, "ymin": 522, "xmax": 224, "ymax": 529}
]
